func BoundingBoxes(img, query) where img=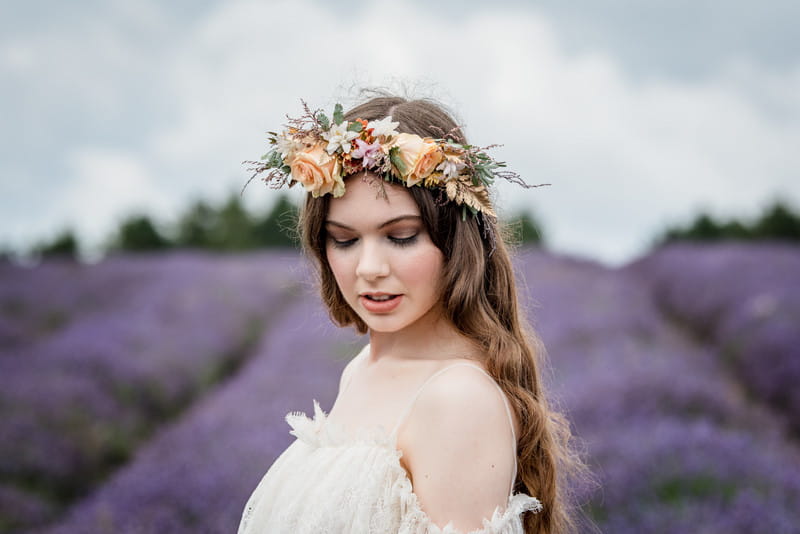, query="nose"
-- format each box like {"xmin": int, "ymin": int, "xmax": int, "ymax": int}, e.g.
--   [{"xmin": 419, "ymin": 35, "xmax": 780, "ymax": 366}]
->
[{"xmin": 355, "ymin": 239, "xmax": 390, "ymax": 281}]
